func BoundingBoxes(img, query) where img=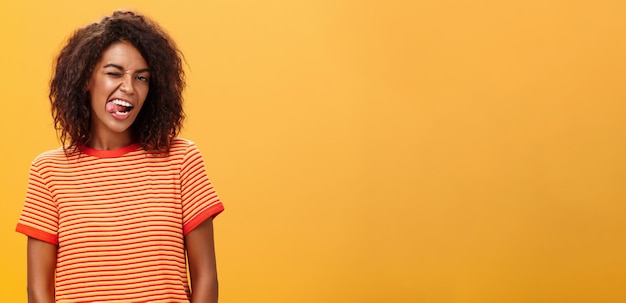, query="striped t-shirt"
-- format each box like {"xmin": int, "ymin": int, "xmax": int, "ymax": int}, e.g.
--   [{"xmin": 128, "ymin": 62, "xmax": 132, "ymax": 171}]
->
[{"xmin": 16, "ymin": 138, "xmax": 224, "ymax": 302}]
